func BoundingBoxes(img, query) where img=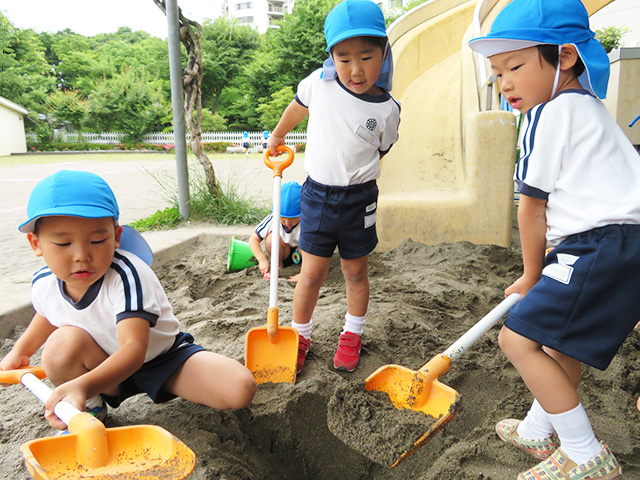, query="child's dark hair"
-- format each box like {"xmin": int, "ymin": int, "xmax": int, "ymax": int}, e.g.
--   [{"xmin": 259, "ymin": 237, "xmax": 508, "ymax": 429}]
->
[
  {"xmin": 330, "ymin": 35, "xmax": 388, "ymax": 54},
  {"xmin": 537, "ymin": 44, "xmax": 586, "ymax": 78}
]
